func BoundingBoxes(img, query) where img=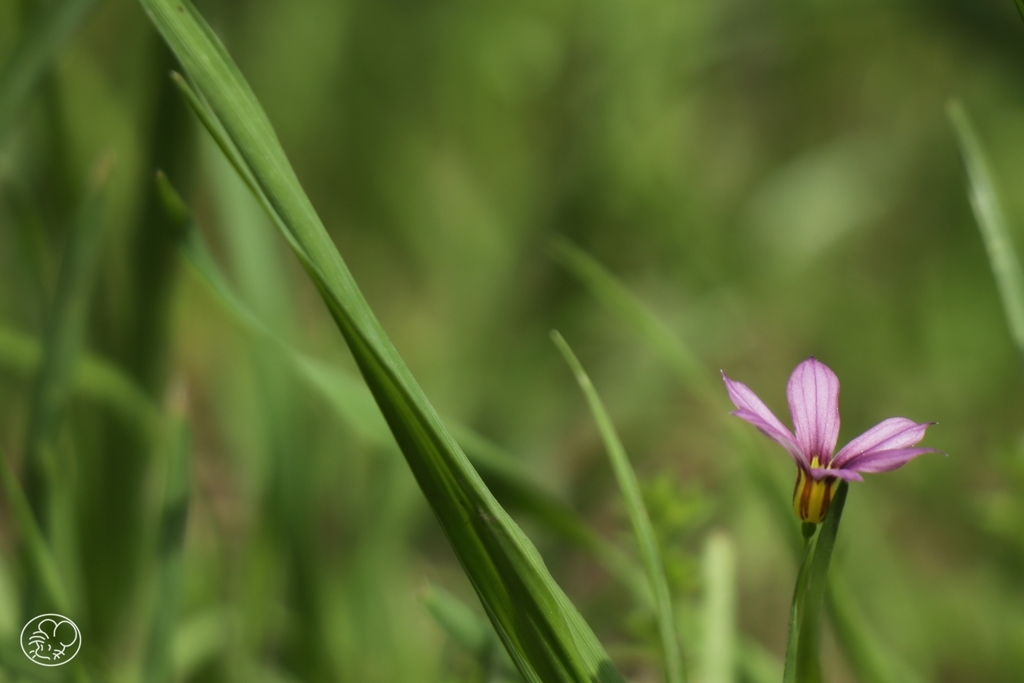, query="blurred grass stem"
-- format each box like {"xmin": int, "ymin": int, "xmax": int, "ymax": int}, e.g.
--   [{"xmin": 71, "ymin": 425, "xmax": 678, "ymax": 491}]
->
[
  {"xmin": 948, "ymin": 100, "xmax": 1024, "ymax": 367},
  {"xmin": 552, "ymin": 331, "xmax": 686, "ymax": 683}
]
